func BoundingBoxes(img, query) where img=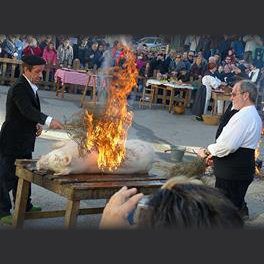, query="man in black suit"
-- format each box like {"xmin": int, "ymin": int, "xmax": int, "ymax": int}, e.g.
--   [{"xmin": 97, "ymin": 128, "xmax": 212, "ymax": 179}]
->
[{"xmin": 0, "ymin": 55, "xmax": 64, "ymax": 224}]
